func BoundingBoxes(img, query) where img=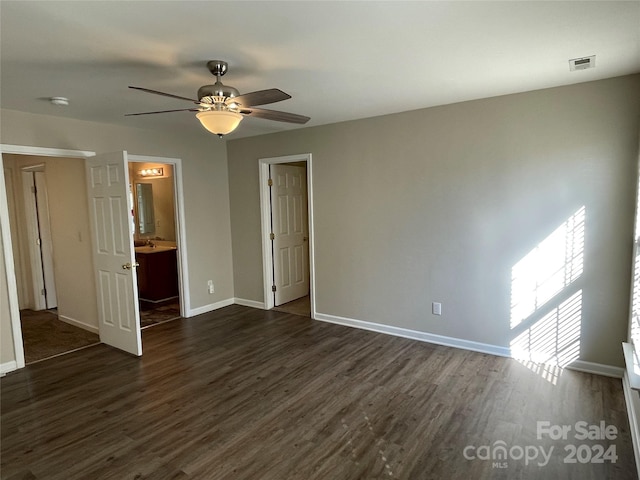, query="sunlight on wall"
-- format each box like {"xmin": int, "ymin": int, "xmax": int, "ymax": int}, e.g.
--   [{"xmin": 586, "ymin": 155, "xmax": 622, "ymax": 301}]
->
[
  {"xmin": 630, "ymin": 179, "xmax": 640, "ymax": 352},
  {"xmin": 509, "ymin": 207, "xmax": 585, "ymax": 384},
  {"xmin": 510, "ymin": 206, "xmax": 585, "ymax": 329},
  {"xmin": 627, "ymin": 175, "xmax": 640, "ymax": 381},
  {"xmin": 631, "ymin": 250, "xmax": 640, "ymax": 349}
]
